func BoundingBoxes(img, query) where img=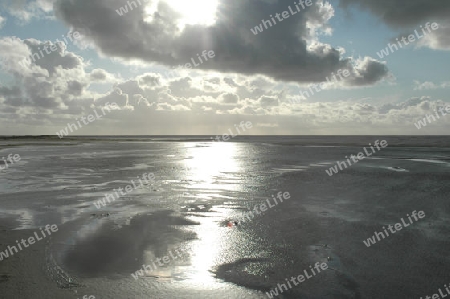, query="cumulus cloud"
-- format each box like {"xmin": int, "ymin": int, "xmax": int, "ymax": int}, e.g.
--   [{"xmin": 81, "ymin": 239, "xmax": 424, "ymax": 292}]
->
[
  {"xmin": 413, "ymin": 80, "xmax": 450, "ymax": 90},
  {"xmin": 0, "ymin": 0, "xmax": 447, "ymax": 135},
  {"xmin": 219, "ymin": 93, "xmax": 239, "ymax": 104},
  {"xmin": 258, "ymin": 95, "xmax": 279, "ymax": 107},
  {"xmin": 53, "ymin": 0, "xmax": 389, "ymax": 85},
  {"xmin": 90, "ymin": 69, "xmax": 121, "ymax": 83},
  {"xmin": 0, "ymin": 36, "xmax": 92, "ymax": 110}
]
